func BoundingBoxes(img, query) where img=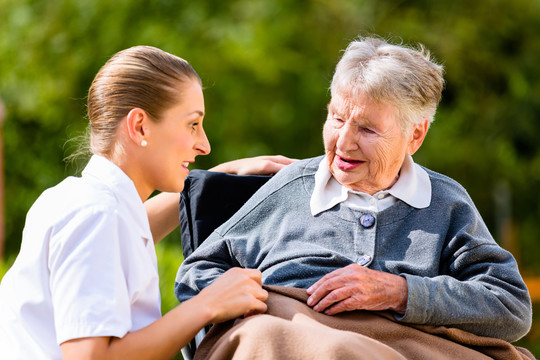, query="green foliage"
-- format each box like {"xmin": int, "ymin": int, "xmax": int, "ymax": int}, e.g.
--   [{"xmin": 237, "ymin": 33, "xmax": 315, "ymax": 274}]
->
[
  {"xmin": 1, "ymin": 0, "xmax": 540, "ymax": 285},
  {"xmin": 0, "ymin": 255, "xmax": 14, "ymax": 280},
  {"xmin": 2, "ymin": 0, "xmax": 540, "ymax": 271},
  {"xmin": 156, "ymin": 233, "xmax": 184, "ymax": 314}
]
